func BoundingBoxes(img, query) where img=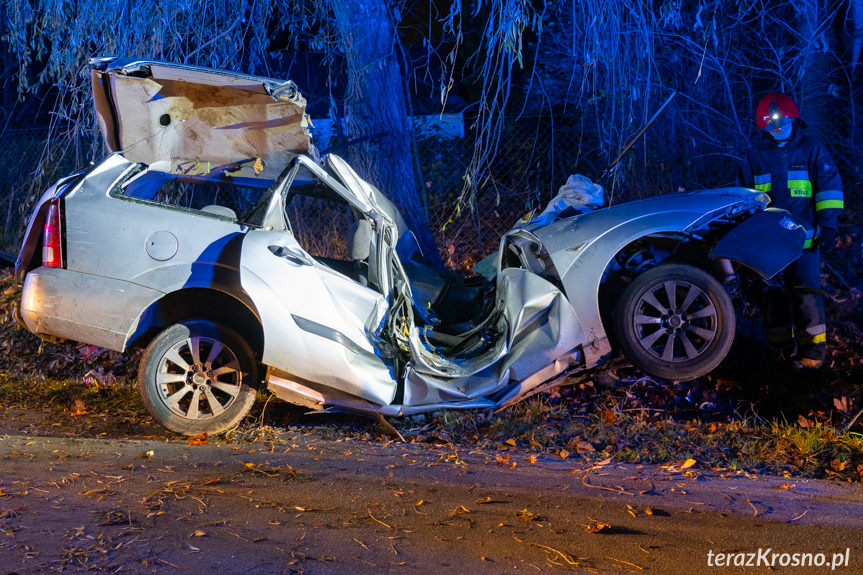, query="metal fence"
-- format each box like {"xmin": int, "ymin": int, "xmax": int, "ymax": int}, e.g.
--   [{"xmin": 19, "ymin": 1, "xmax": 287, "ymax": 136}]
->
[
  {"xmin": 414, "ymin": 115, "xmax": 741, "ymax": 269},
  {"xmin": 0, "ymin": 128, "xmax": 88, "ymax": 256}
]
